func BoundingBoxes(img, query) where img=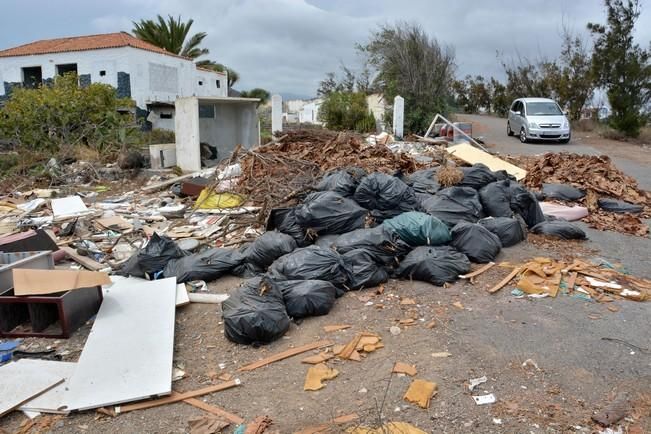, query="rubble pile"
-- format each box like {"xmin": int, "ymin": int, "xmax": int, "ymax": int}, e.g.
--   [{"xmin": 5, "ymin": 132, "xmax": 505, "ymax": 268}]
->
[
  {"xmin": 522, "ymin": 152, "xmax": 651, "ymax": 236},
  {"xmin": 236, "ymin": 130, "xmax": 421, "ymax": 215}
]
